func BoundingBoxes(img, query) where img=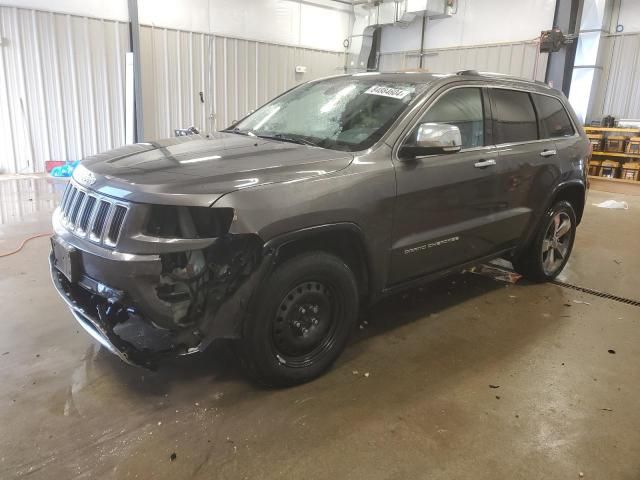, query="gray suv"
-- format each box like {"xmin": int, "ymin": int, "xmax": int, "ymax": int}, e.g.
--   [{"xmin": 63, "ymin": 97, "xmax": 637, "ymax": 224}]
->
[{"xmin": 50, "ymin": 71, "xmax": 589, "ymax": 385}]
